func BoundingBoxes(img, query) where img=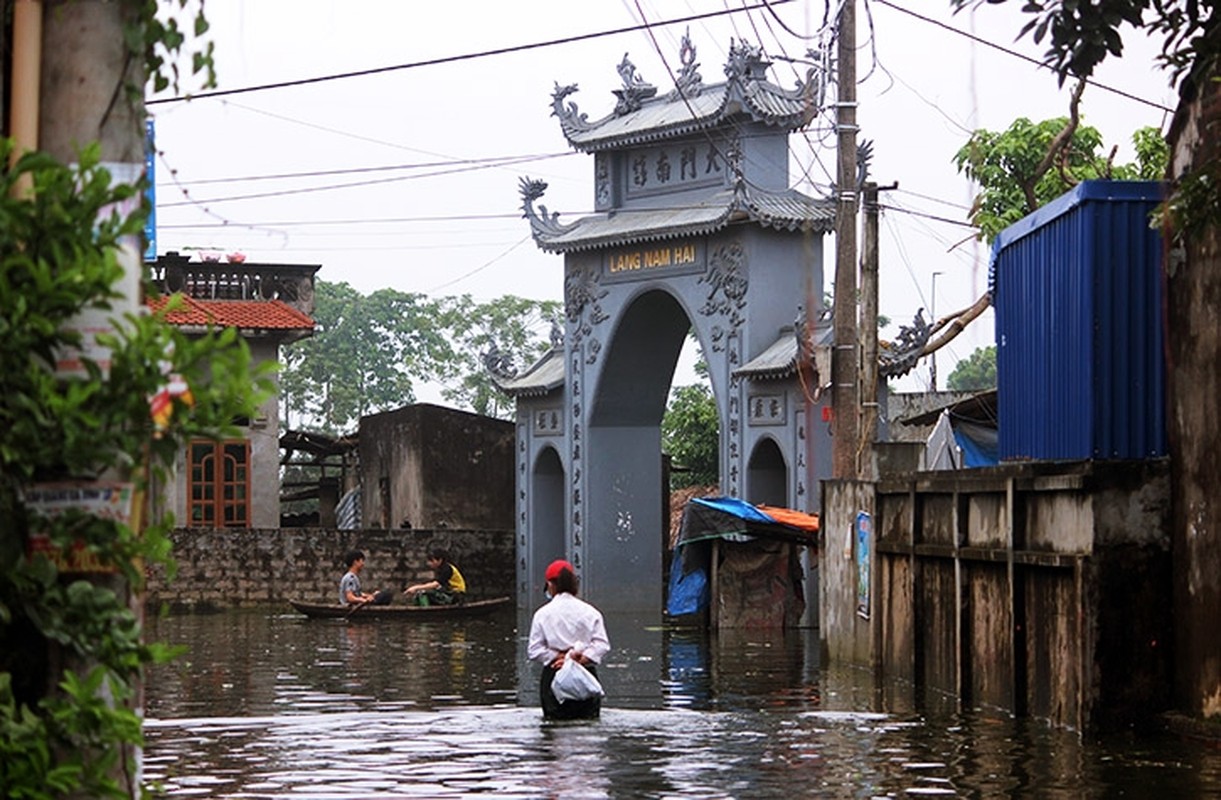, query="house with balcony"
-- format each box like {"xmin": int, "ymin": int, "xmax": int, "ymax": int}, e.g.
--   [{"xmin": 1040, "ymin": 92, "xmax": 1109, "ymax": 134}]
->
[{"xmin": 147, "ymin": 251, "xmax": 318, "ymax": 528}]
